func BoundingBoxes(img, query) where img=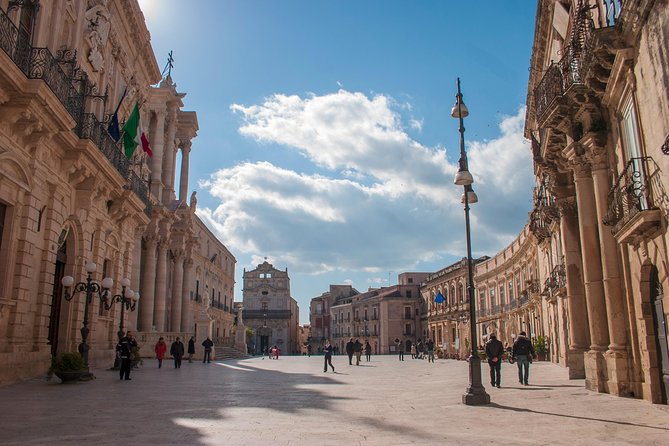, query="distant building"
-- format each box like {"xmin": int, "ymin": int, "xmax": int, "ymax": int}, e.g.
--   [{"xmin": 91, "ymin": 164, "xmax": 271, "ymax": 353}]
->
[
  {"xmin": 242, "ymin": 261, "xmax": 299, "ymax": 355},
  {"xmin": 311, "ymin": 273, "xmax": 429, "ymax": 355},
  {"xmin": 298, "ymin": 324, "xmax": 311, "ymax": 355},
  {"xmin": 309, "ymin": 285, "xmax": 359, "ymax": 352}
]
